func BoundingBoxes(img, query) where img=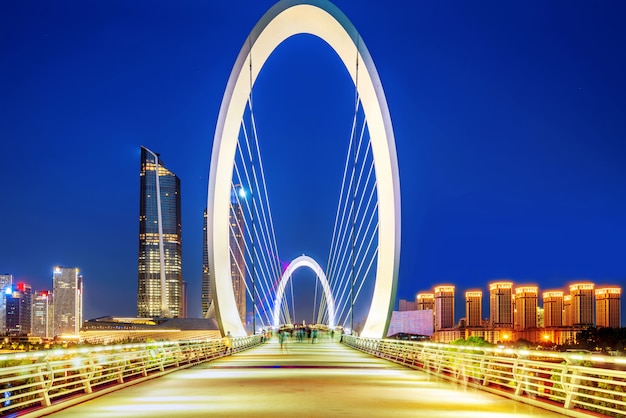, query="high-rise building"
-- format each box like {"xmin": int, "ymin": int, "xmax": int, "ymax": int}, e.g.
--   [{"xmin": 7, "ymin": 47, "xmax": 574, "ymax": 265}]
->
[
  {"xmin": 514, "ymin": 286, "xmax": 538, "ymax": 330},
  {"xmin": 230, "ymin": 186, "xmax": 246, "ymax": 323},
  {"xmin": 201, "ymin": 209, "xmax": 212, "ymax": 318},
  {"xmin": 0, "ymin": 274, "xmax": 13, "ymax": 333},
  {"xmin": 416, "ymin": 293, "xmax": 434, "ymax": 311},
  {"xmin": 202, "ymin": 187, "xmax": 247, "ymax": 324},
  {"xmin": 543, "ymin": 290, "xmax": 564, "ymax": 328},
  {"xmin": 137, "ymin": 146, "xmax": 183, "ymax": 318},
  {"xmin": 53, "ymin": 266, "xmax": 83, "ymax": 337},
  {"xmin": 6, "ymin": 282, "xmax": 32, "ymax": 336},
  {"xmin": 32, "ymin": 290, "xmax": 53, "ymax": 339},
  {"xmin": 489, "ymin": 281, "xmax": 513, "ymax": 329},
  {"xmin": 595, "ymin": 287, "xmax": 621, "ymax": 328},
  {"xmin": 570, "ymin": 283, "xmax": 594, "ymax": 327},
  {"xmin": 434, "ymin": 285, "xmax": 455, "ymax": 330},
  {"xmin": 465, "ymin": 290, "xmax": 482, "ymax": 327},
  {"xmin": 563, "ymin": 294, "xmax": 573, "ymax": 326}
]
